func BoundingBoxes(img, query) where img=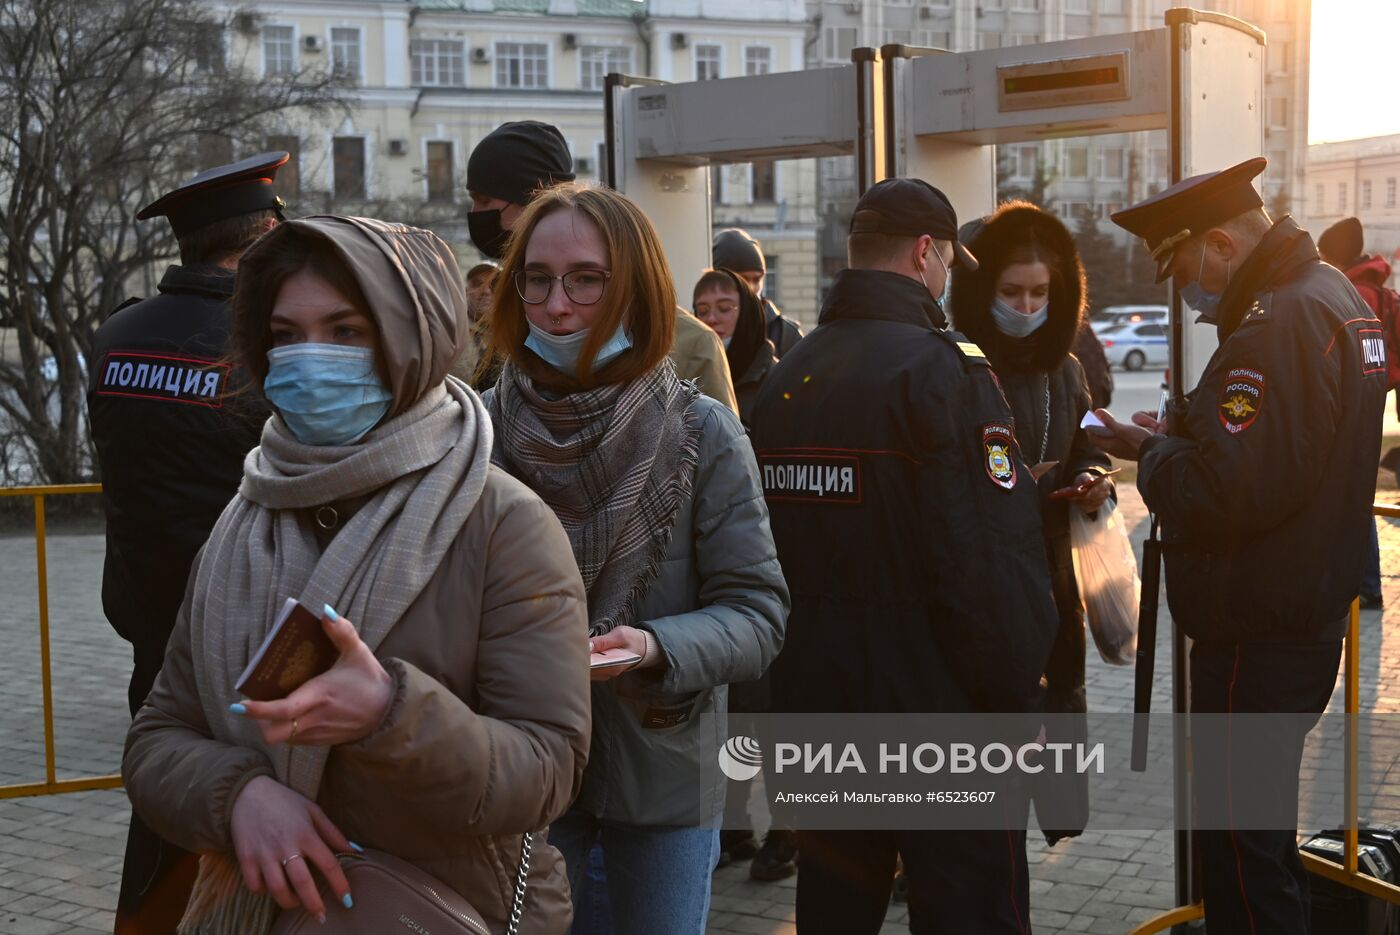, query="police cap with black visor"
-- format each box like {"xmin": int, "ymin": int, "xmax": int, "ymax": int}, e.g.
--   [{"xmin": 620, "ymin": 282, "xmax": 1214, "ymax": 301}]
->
[
  {"xmin": 136, "ymin": 151, "xmax": 290, "ymax": 238},
  {"xmin": 1110, "ymin": 156, "xmax": 1266, "ymax": 284}
]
